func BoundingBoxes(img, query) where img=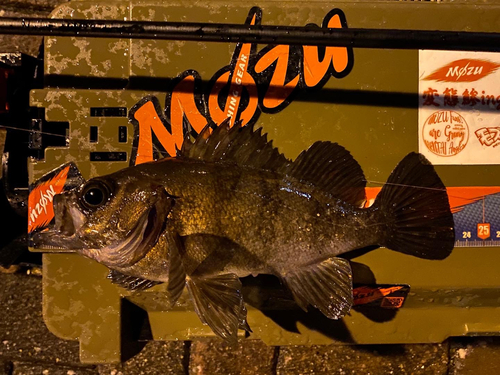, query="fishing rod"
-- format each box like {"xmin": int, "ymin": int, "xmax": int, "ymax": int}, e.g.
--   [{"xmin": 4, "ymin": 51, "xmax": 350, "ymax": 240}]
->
[{"xmin": 0, "ymin": 17, "xmax": 499, "ymax": 51}]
